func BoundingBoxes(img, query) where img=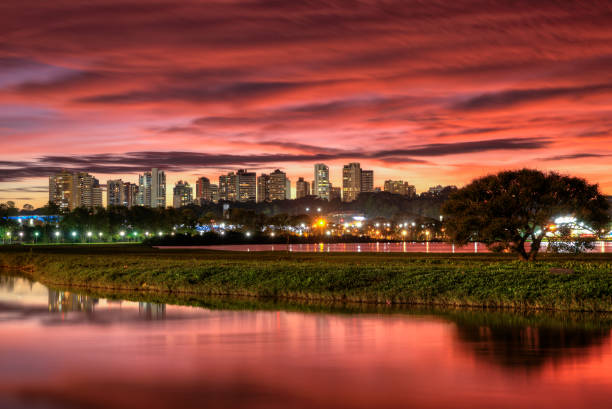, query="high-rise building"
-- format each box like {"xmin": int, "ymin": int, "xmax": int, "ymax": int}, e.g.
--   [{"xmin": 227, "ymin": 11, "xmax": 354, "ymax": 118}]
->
[
  {"xmin": 342, "ymin": 162, "xmax": 362, "ymax": 202},
  {"xmin": 195, "ymin": 177, "xmax": 214, "ymax": 202},
  {"xmin": 218, "ymin": 175, "xmax": 229, "ymax": 201},
  {"xmin": 151, "ymin": 168, "xmax": 166, "ymax": 208},
  {"xmin": 285, "ymin": 178, "xmax": 291, "ymax": 200},
  {"xmin": 314, "ymin": 163, "xmax": 330, "ymax": 200},
  {"xmin": 173, "ymin": 180, "xmax": 193, "ymax": 208},
  {"xmin": 138, "ymin": 168, "xmax": 166, "ymax": 207},
  {"xmin": 296, "ymin": 177, "xmax": 310, "ymax": 199},
  {"xmin": 360, "ymin": 169, "xmax": 374, "ymax": 193},
  {"xmin": 123, "ymin": 182, "xmax": 139, "ymax": 207},
  {"xmin": 50, "ymin": 171, "xmax": 102, "ymax": 211},
  {"xmin": 269, "ymin": 169, "xmax": 287, "ymax": 201},
  {"xmin": 218, "ymin": 172, "xmax": 239, "ymax": 201},
  {"xmin": 49, "ymin": 171, "xmax": 79, "ymax": 212},
  {"xmin": 78, "ymin": 172, "xmax": 102, "ymax": 209},
  {"xmin": 237, "ymin": 169, "xmax": 256, "ymax": 202},
  {"xmin": 209, "ymin": 184, "xmax": 219, "ymax": 203},
  {"xmin": 107, "ymin": 179, "xmax": 124, "ymax": 207},
  {"xmin": 383, "ymin": 180, "xmax": 416, "ymax": 197},
  {"xmin": 138, "ymin": 172, "xmax": 152, "ymax": 206},
  {"xmin": 257, "ymin": 174, "xmax": 270, "ymax": 202}
]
